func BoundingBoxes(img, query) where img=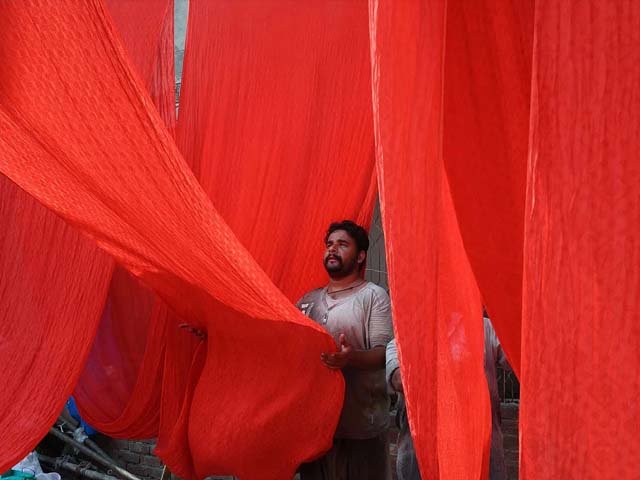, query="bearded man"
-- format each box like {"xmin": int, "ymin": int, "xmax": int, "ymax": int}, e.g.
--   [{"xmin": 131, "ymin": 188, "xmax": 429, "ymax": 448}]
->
[{"xmin": 297, "ymin": 220, "xmax": 393, "ymax": 480}]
